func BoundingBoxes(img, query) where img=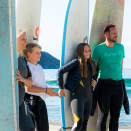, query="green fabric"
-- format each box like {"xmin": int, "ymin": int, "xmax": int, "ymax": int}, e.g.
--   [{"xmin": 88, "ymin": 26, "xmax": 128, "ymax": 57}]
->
[{"xmin": 92, "ymin": 42, "xmax": 125, "ymax": 80}]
